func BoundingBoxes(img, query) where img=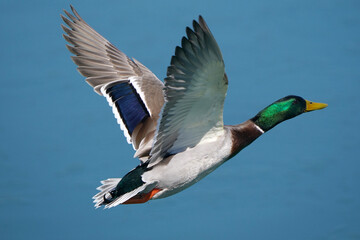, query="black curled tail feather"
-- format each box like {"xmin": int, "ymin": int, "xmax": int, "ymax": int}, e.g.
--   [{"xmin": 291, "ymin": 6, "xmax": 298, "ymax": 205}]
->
[
  {"xmin": 92, "ymin": 178, "xmax": 121, "ymax": 208},
  {"xmin": 93, "ymin": 162, "xmax": 153, "ymax": 208}
]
